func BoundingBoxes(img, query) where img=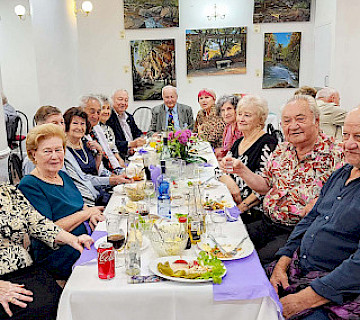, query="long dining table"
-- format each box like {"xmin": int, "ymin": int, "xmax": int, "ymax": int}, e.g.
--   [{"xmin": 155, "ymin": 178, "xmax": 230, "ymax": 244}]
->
[{"xmin": 57, "ymin": 143, "xmax": 283, "ymax": 320}]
